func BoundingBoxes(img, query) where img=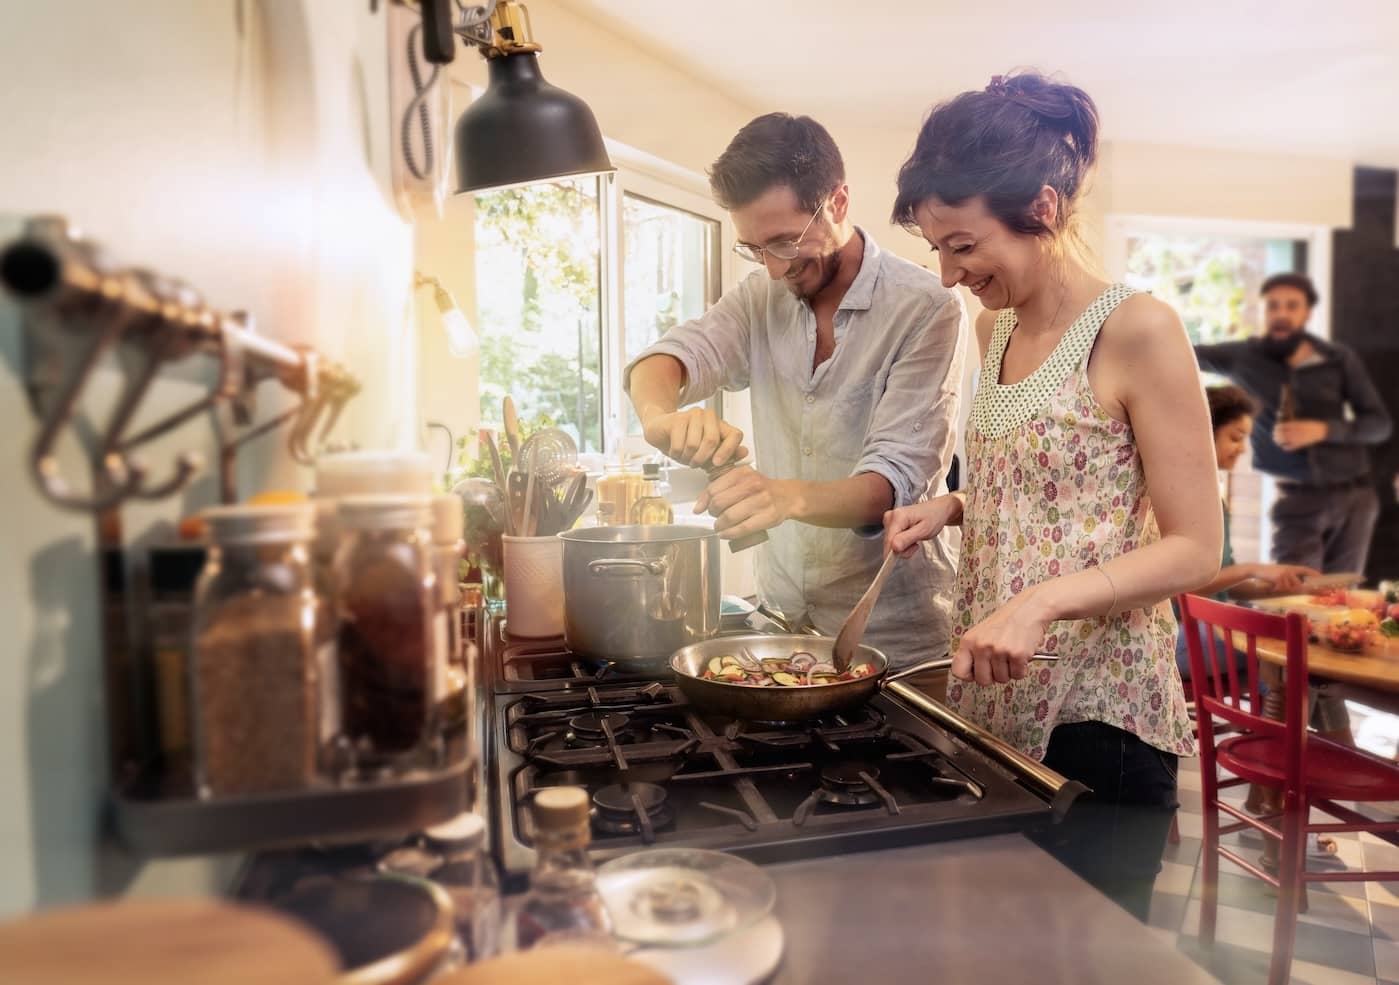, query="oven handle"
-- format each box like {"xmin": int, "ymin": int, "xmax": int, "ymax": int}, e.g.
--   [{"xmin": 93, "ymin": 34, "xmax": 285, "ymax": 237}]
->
[{"xmin": 887, "ymin": 677, "xmax": 1090, "ymax": 822}]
